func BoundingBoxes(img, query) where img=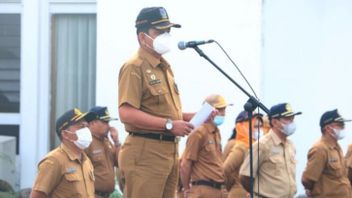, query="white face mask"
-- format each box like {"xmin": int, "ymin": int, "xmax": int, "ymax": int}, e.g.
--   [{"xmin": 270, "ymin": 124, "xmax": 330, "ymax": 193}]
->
[
  {"xmin": 330, "ymin": 127, "xmax": 345, "ymax": 140},
  {"xmin": 280, "ymin": 121, "xmax": 296, "ymax": 136},
  {"xmin": 145, "ymin": 32, "xmax": 172, "ymax": 54},
  {"xmin": 253, "ymin": 129, "xmax": 263, "ymax": 140},
  {"xmin": 66, "ymin": 127, "xmax": 92, "ymax": 149}
]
